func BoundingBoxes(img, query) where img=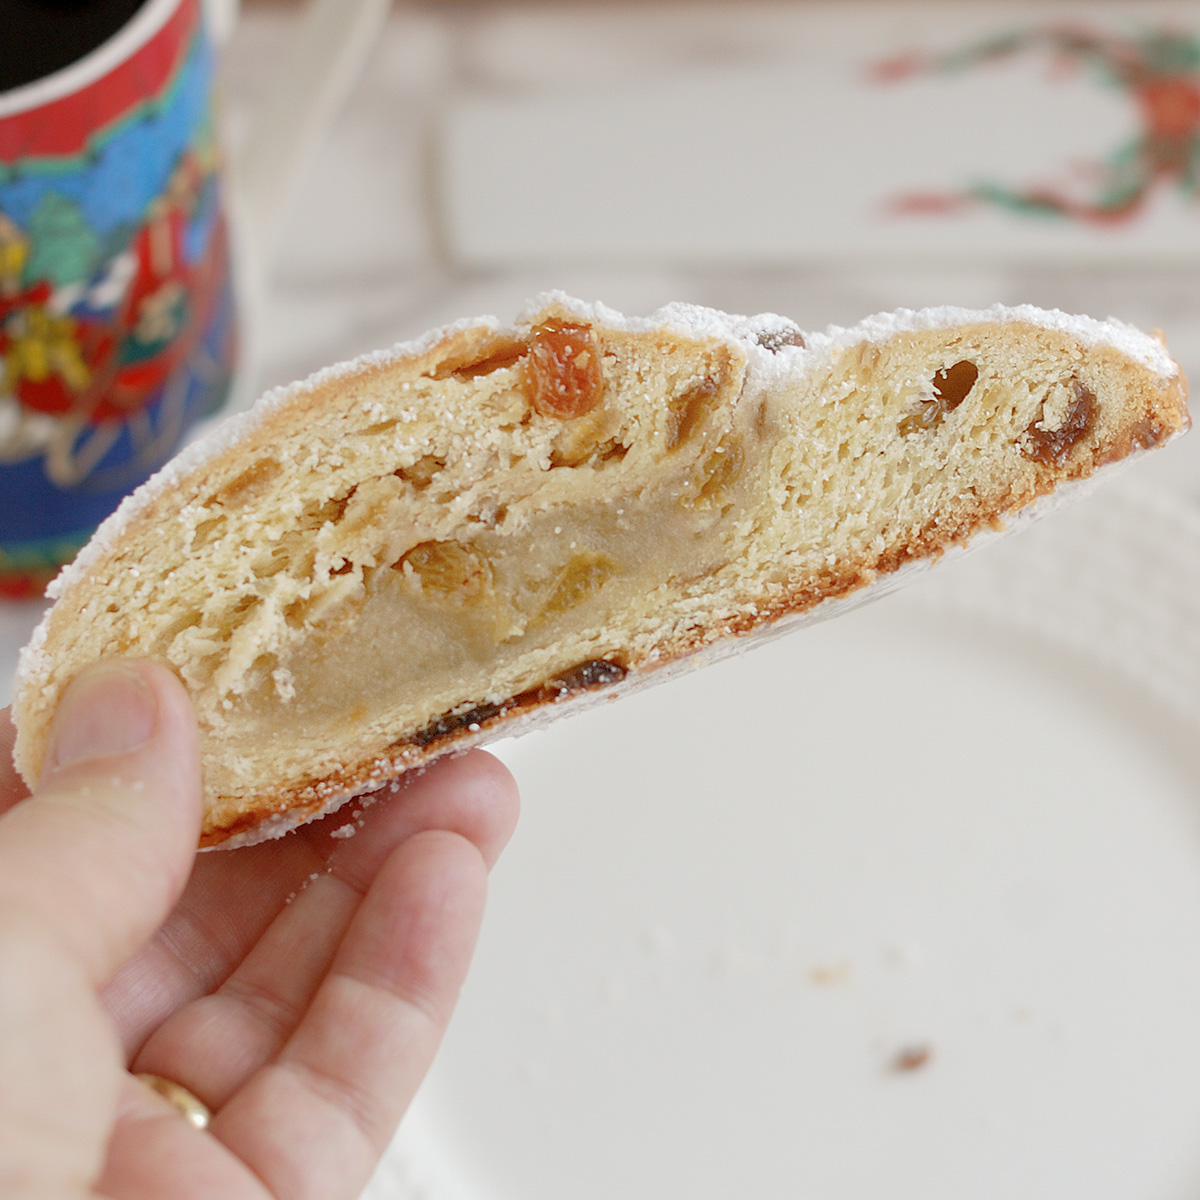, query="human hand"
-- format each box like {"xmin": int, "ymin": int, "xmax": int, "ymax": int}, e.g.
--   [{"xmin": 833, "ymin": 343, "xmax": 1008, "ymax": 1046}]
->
[{"xmin": 0, "ymin": 659, "xmax": 519, "ymax": 1199}]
